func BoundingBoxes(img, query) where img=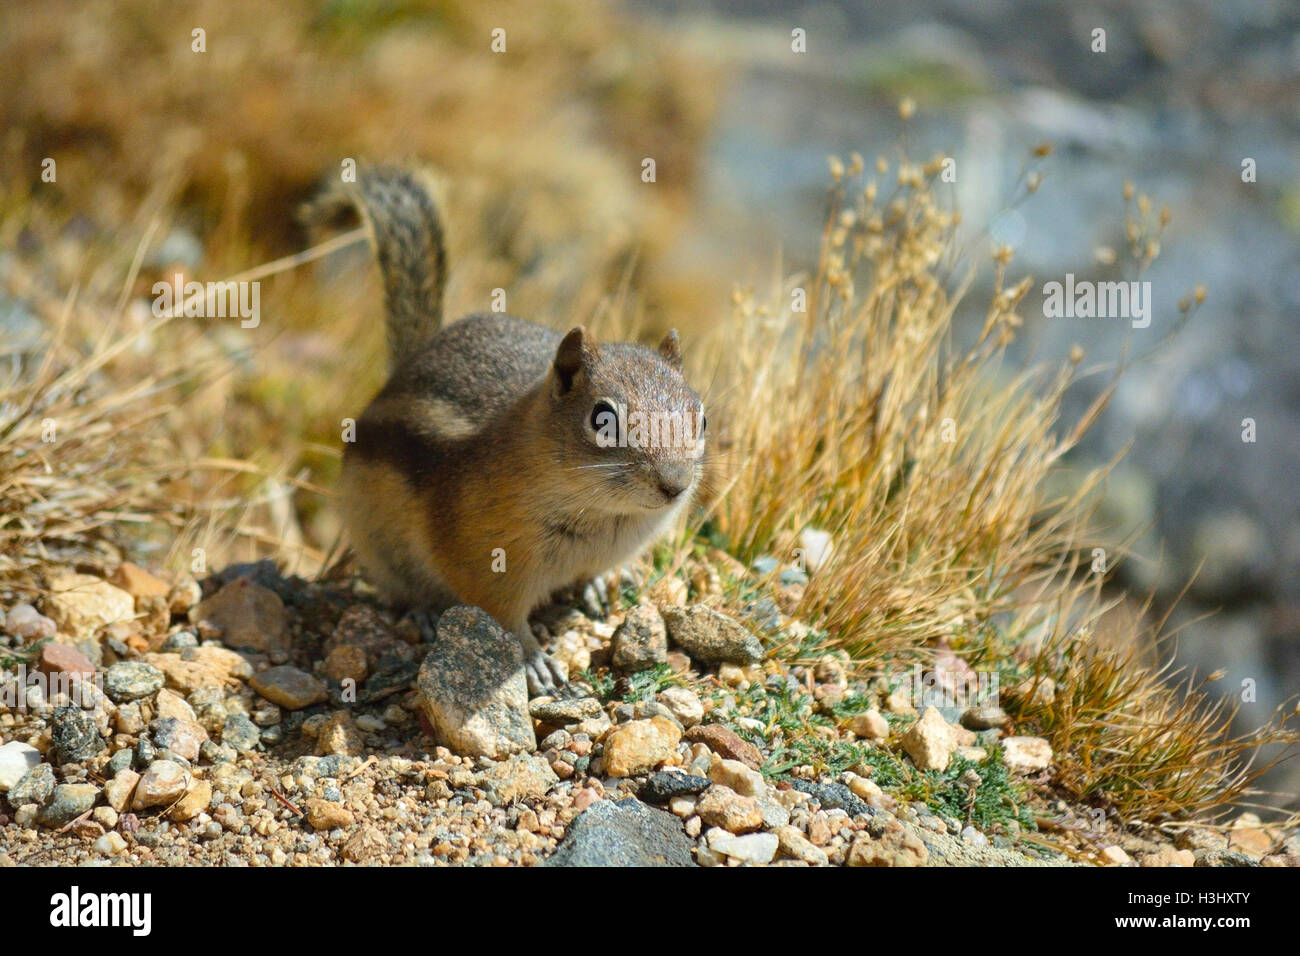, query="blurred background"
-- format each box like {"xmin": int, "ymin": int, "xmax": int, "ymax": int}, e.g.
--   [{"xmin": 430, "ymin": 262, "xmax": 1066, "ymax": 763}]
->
[{"xmin": 2, "ymin": 0, "xmax": 1297, "ymax": 803}]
